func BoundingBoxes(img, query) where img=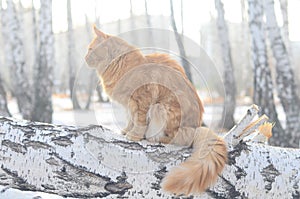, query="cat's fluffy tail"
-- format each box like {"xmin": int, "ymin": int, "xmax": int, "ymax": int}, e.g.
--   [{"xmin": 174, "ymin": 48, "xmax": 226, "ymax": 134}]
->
[{"xmin": 162, "ymin": 127, "xmax": 227, "ymax": 195}]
